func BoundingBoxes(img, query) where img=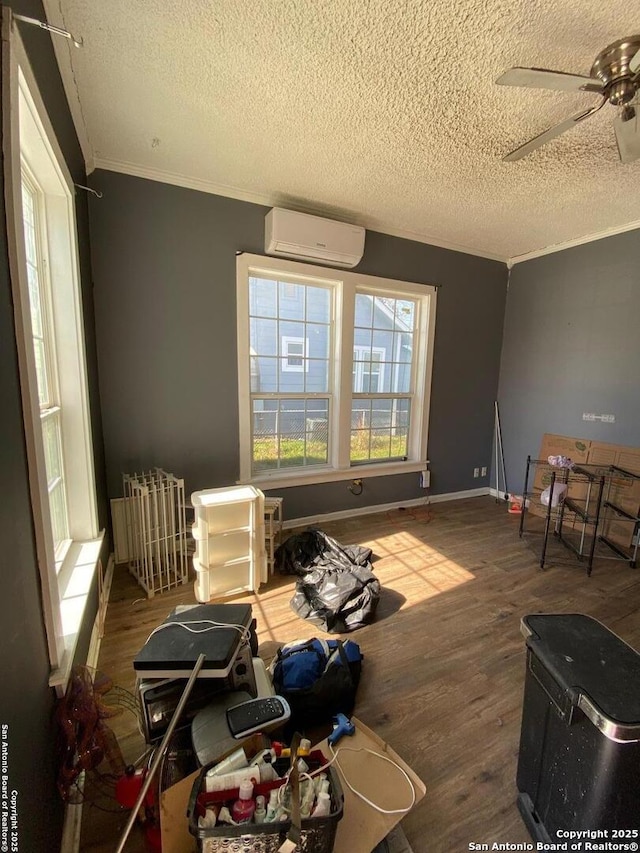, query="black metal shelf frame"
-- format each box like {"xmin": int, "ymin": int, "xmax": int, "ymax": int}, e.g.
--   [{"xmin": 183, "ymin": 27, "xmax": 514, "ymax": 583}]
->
[{"xmin": 518, "ymin": 457, "xmax": 640, "ymax": 574}]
